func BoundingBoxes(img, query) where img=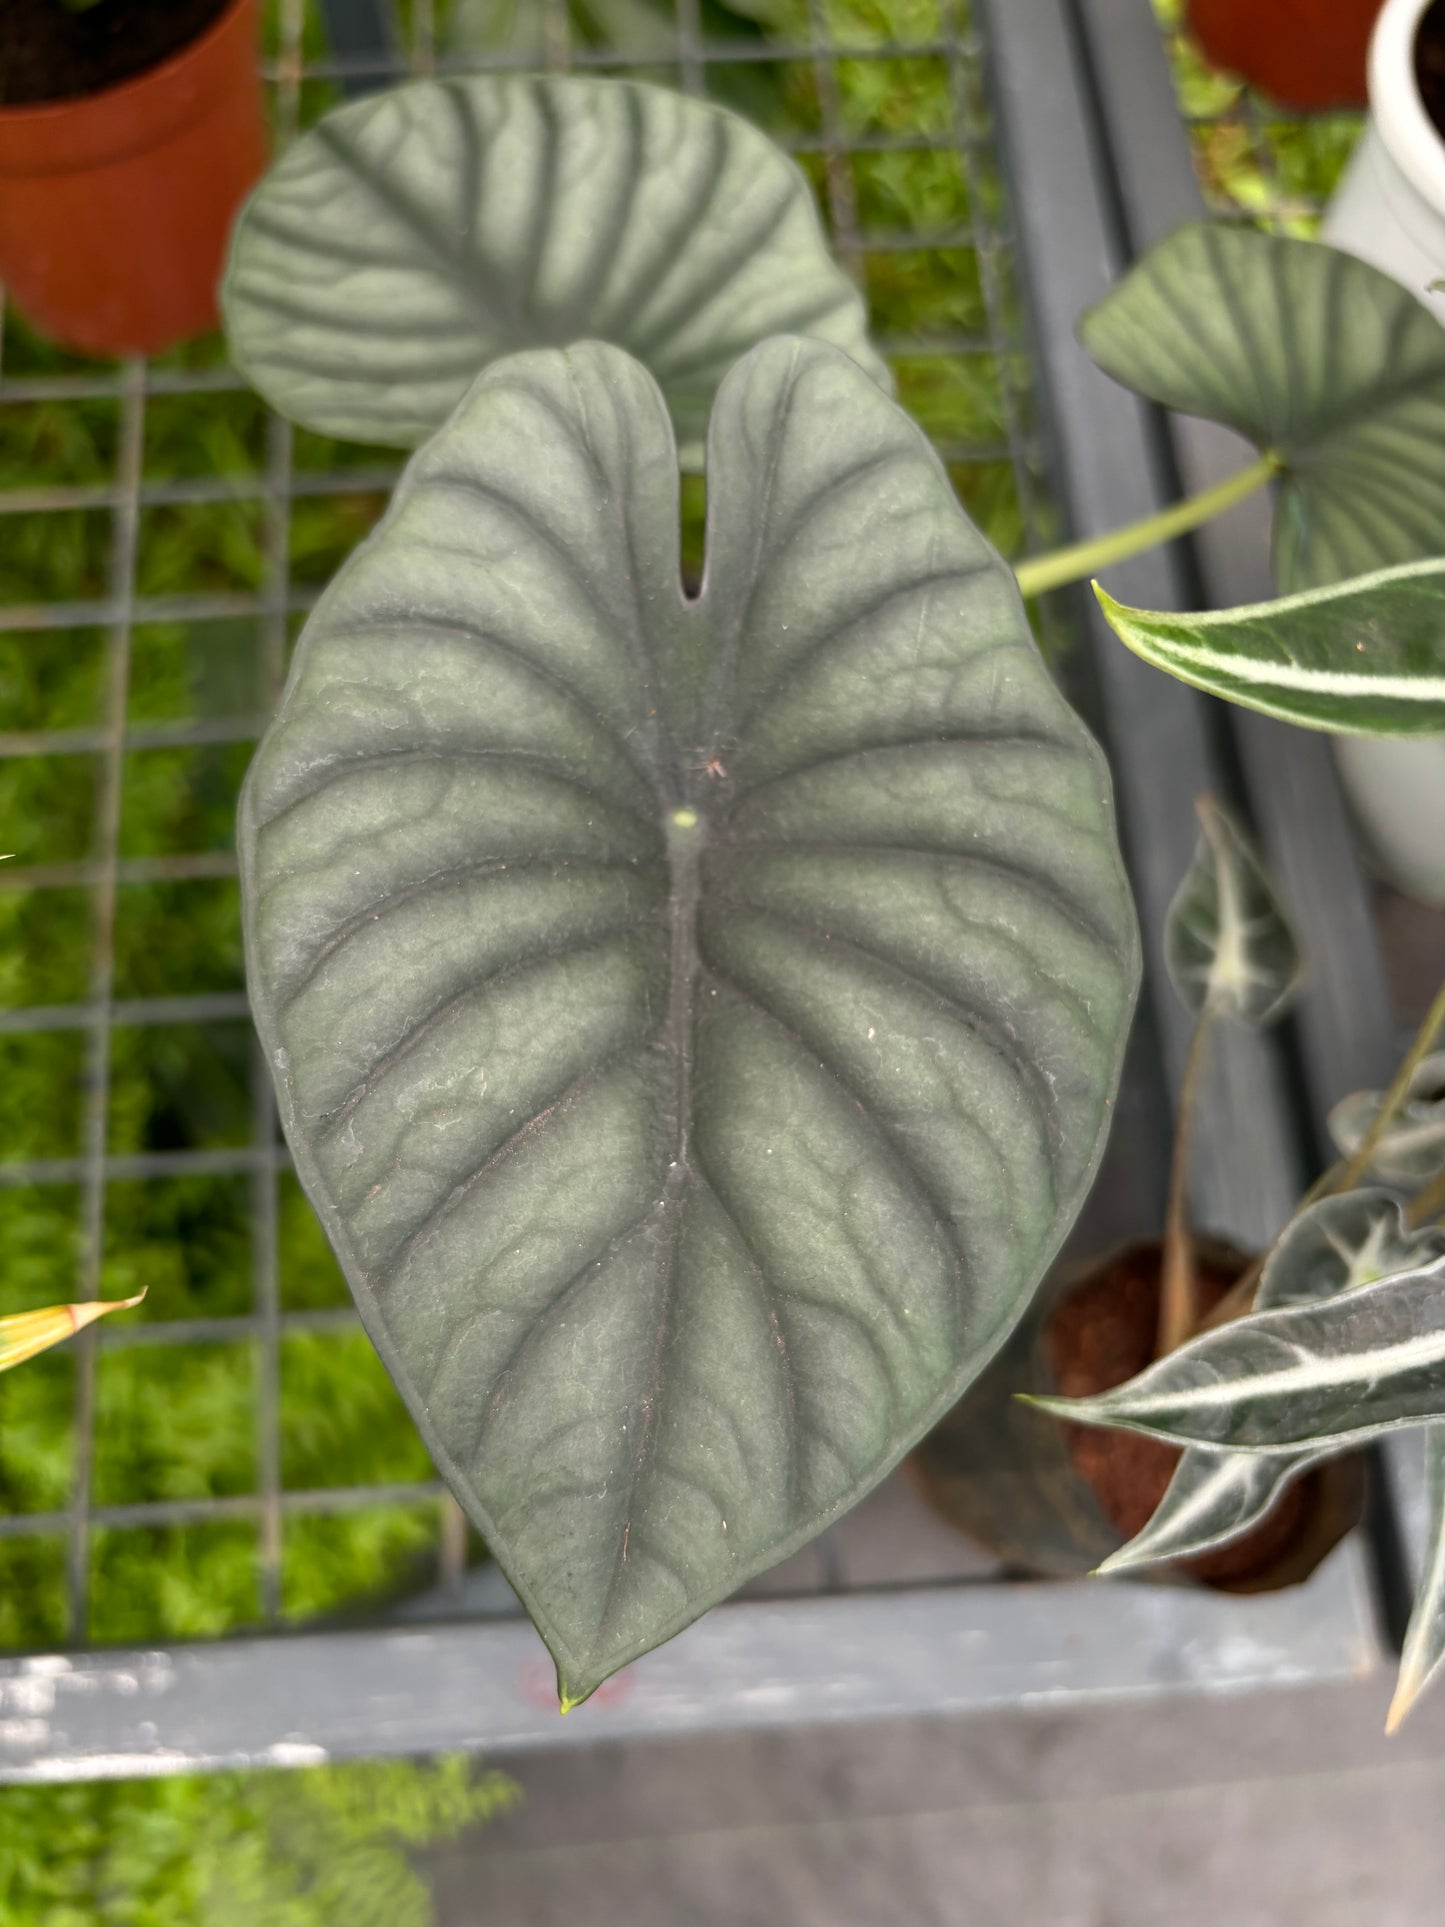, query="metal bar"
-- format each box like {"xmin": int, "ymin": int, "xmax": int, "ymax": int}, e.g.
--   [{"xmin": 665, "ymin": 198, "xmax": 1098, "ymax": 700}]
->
[
  {"xmin": 64, "ymin": 365, "xmax": 146, "ymax": 1644},
  {"xmin": 0, "ymin": 1565, "xmax": 1378, "ymax": 1783},
  {"xmin": 0, "ymin": 1481, "xmax": 445, "ymax": 1542},
  {"xmin": 1070, "ymin": 0, "xmax": 1419, "ymax": 1590},
  {"xmin": 976, "ymin": 0, "xmax": 1302, "ymax": 1253},
  {"xmin": 313, "ymin": 0, "xmax": 402, "ymax": 96}
]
